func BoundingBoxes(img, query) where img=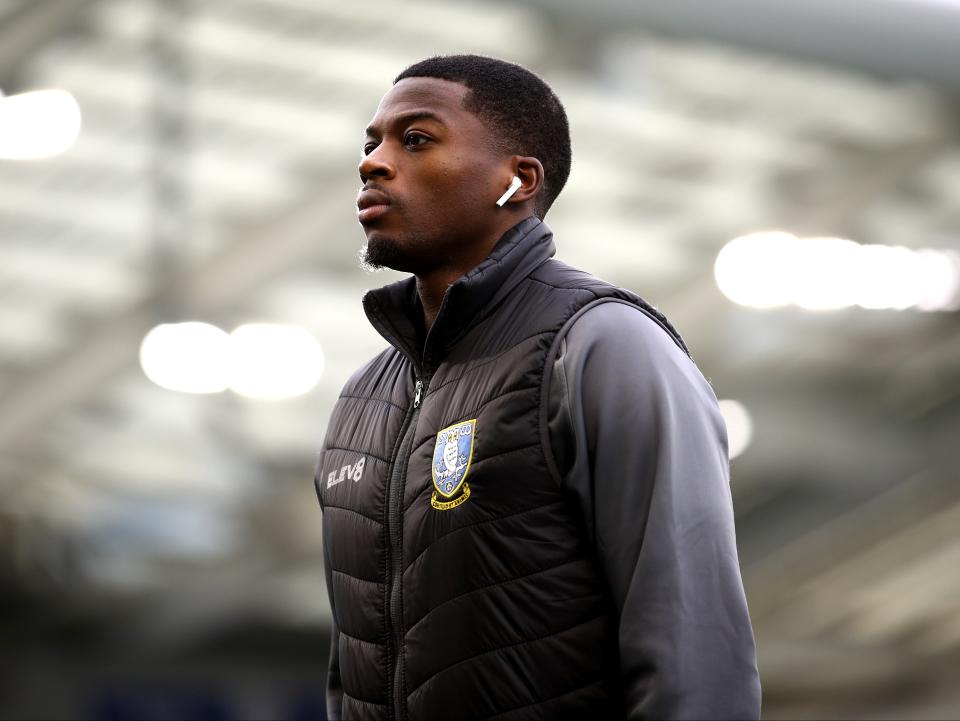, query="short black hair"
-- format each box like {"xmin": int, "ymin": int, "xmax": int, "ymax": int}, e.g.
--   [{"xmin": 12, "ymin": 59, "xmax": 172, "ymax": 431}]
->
[{"xmin": 395, "ymin": 54, "xmax": 571, "ymax": 218}]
